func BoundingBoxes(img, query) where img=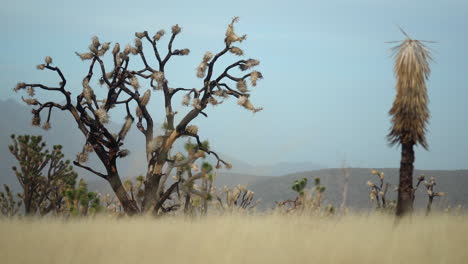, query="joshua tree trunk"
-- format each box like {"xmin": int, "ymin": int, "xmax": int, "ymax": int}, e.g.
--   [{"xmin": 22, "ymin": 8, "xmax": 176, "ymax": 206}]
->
[
  {"xmin": 23, "ymin": 190, "xmax": 33, "ymax": 215},
  {"xmin": 426, "ymin": 196, "xmax": 434, "ymax": 216},
  {"xmin": 142, "ymin": 167, "xmax": 162, "ymax": 212},
  {"xmin": 107, "ymin": 160, "xmax": 139, "ymax": 215},
  {"xmin": 142, "ymin": 163, "xmax": 164, "ymax": 213},
  {"xmin": 184, "ymin": 194, "xmax": 191, "ymax": 214},
  {"xmin": 108, "ymin": 174, "xmax": 139, "ymax": 215},
  {"xmin": 142, "ymin": 130, "xmax": 181, "ymax": 214},
  {"xmin": 396, "ymin": 142, "xmax": 415, "ymax": 217}
]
